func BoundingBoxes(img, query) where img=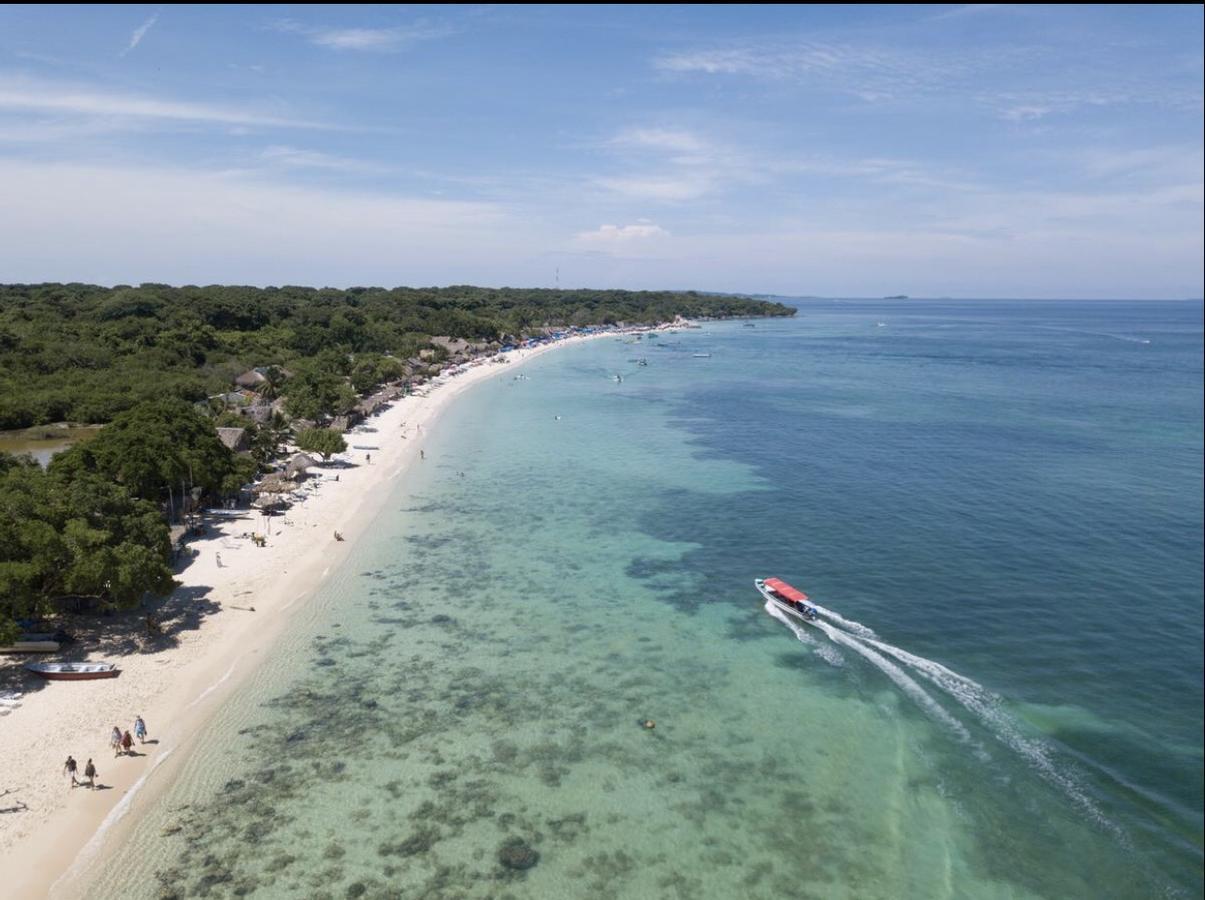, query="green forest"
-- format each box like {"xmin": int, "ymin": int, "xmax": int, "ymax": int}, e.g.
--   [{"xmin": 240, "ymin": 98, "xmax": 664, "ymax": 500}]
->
[
  {"xmin": 0, "ymin": 282, "xmax": 793, "ymax": 641},
  {"xmin": 0, "ymin": 283, "xmax": 792, "ymax": 429}
]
